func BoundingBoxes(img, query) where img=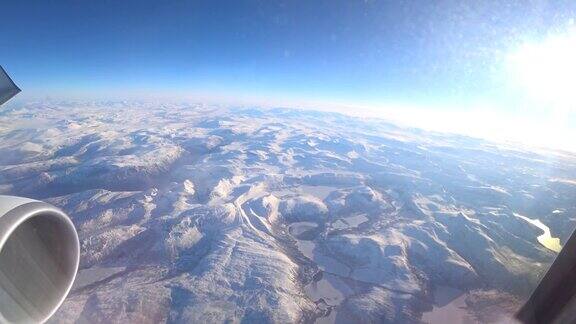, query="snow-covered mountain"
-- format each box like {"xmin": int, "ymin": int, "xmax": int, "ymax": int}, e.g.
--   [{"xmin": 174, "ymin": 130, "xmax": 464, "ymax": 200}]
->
[{"xmin": 1, "ymin": 101, "xmax": 575, "ymax": 323}]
